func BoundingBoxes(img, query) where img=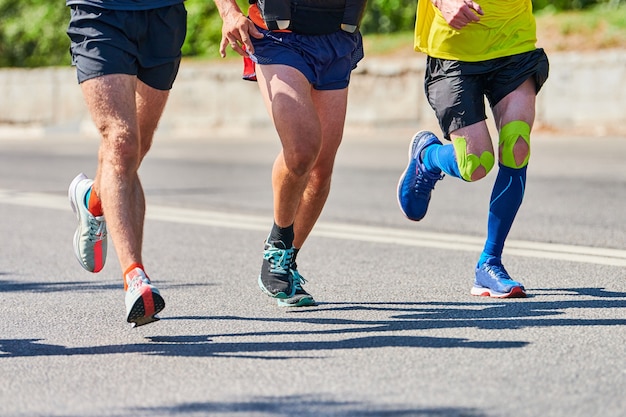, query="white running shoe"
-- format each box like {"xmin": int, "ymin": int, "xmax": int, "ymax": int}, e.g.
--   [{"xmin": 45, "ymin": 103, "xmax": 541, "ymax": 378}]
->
[
  {"xmin": 68, "ymin": 173, "xmax": 107, "ymax": 273},
  {"xmin": 124, "ymin": 266, "xmax": 165, "ymax": 327}
]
